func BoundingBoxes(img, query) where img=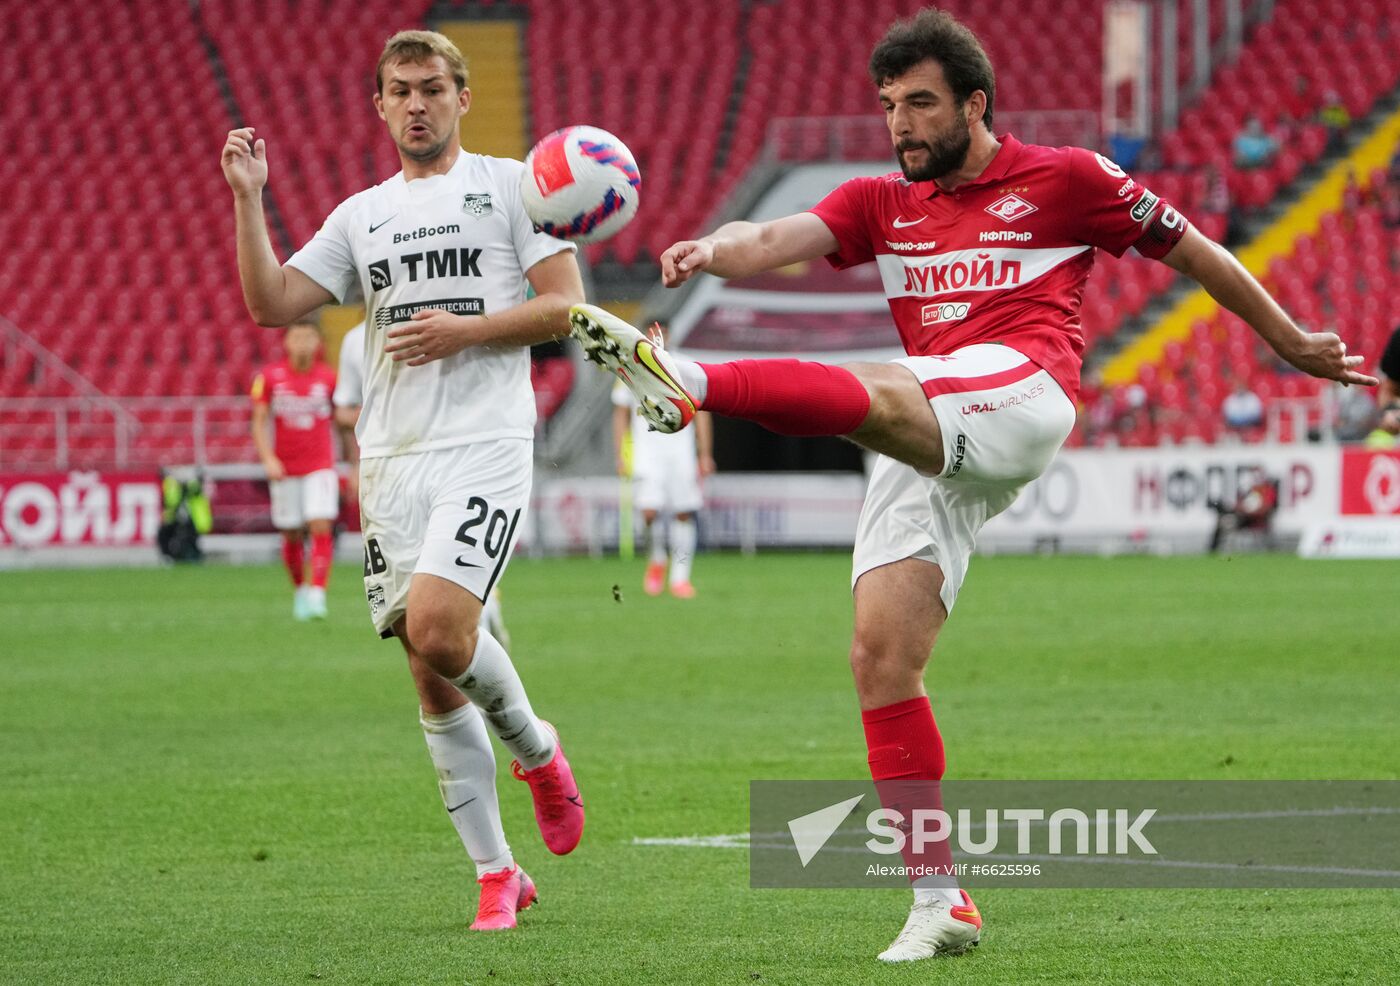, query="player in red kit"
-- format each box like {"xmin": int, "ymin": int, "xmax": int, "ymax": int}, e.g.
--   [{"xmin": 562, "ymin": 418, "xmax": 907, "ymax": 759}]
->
[
  {"xmin": 570, "ymin": 7, "xmax": 1378, "ymax": 963},
  {"xmin": 250, "ymin": 318, "xmax": 340, "ymax": 620}
]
